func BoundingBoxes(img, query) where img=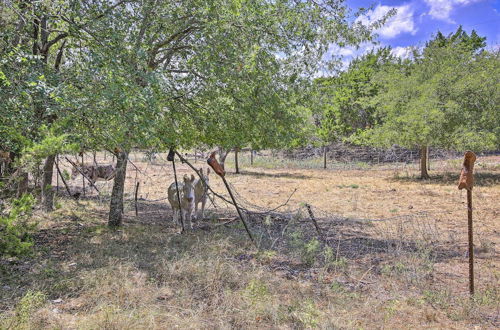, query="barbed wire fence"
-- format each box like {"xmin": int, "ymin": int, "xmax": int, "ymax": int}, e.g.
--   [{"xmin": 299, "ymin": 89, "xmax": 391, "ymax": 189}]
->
[{"xmin": 55, "ymin": 148, "xmax": 494, "ymax": 268}]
